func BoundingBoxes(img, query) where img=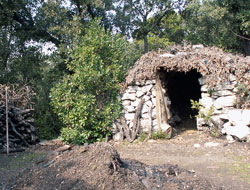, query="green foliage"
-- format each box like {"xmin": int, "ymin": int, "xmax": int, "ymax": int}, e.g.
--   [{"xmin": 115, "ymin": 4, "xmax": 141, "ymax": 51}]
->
[
  {"xmin": 138, "ymin": 132, "xmax": 148, "ymax": 142},
  {"xmin": 151, "ymin": 130, "xmax": 170, "ymax": 140},
  {"xmin": 182, "ymin": 0, "xmax": 250, "ymax": 55},
  {"xmin": 50, "ymin": 21, "xmax": 128, "ymax": 144},
  {"xmin": 235, "ymin": 82, "xmax": 250, "ymax": 108},
  {"xmin": 190, "ymin": 99, "xmax": 214, "ymax": 122}
]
